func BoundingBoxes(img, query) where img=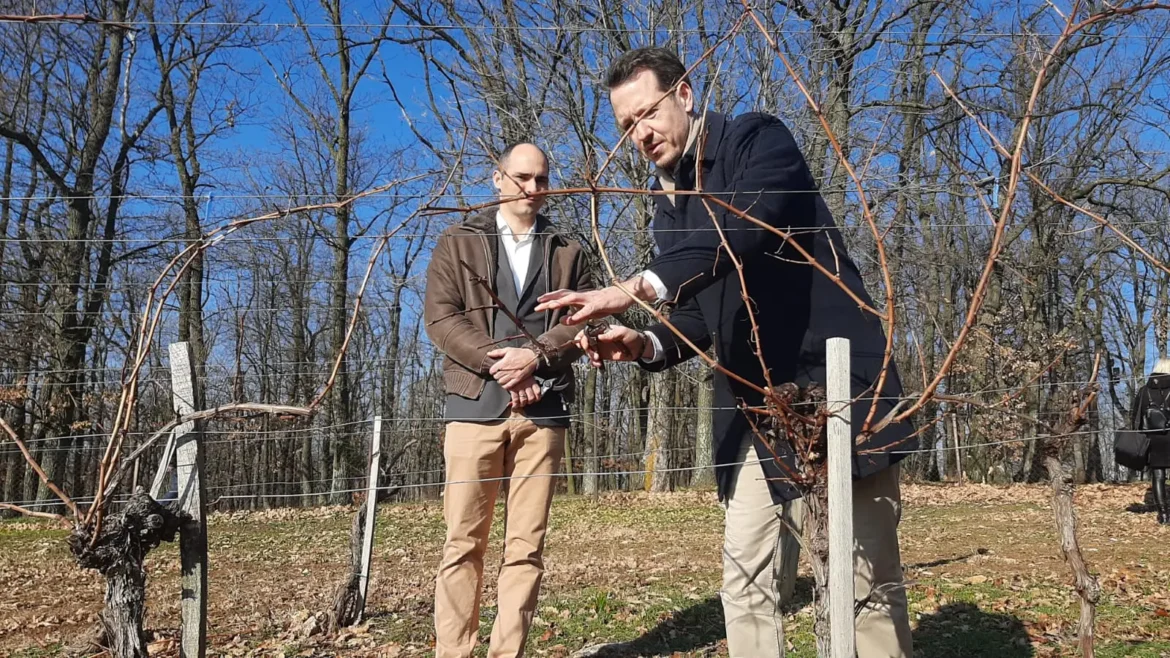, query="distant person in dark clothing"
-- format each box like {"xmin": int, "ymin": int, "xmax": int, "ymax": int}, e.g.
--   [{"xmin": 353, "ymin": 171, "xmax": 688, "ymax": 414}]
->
[{"xmin": 1133, "ymin": 359, "xmax": 1170, "ymax": 524}]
